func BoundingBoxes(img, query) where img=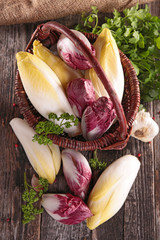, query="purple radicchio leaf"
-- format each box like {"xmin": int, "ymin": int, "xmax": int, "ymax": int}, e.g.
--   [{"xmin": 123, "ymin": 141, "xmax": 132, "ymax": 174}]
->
[
  {"xmin": 81, "ymin": 96, "xmax": 117, "ymax": 141},
  {"xmin": 61, "ymin": 149, "xmax": 92, "ymax": 199},
  {"xmin": 57, "ymin": 29, "xmax": 95, "ymax": 70},
  {"xmin": 66, "ymin": 78, "xmax": 96, "ymax": 118},
  {"xmin": 42, "ymin": 193, "xmax": 93, "ymax": 225}
]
